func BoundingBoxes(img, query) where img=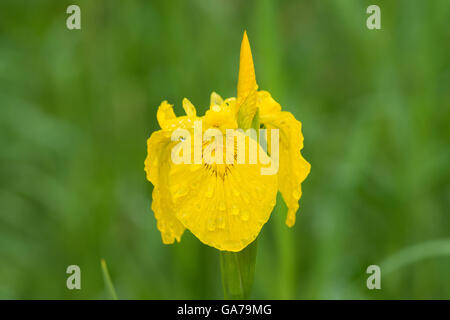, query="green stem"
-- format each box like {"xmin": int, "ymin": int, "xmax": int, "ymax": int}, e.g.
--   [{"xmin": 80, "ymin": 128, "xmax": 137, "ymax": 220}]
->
[{"xmin": 220, "ymin": 239, "xmax": 257, "ymax": 299}]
